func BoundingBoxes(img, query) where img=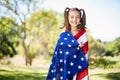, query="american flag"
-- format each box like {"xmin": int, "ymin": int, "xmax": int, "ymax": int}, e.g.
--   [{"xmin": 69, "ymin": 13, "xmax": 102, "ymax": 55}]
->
[{"xmin": 46, "ymin": 31, "xmax": 88, "ymax": 80}]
